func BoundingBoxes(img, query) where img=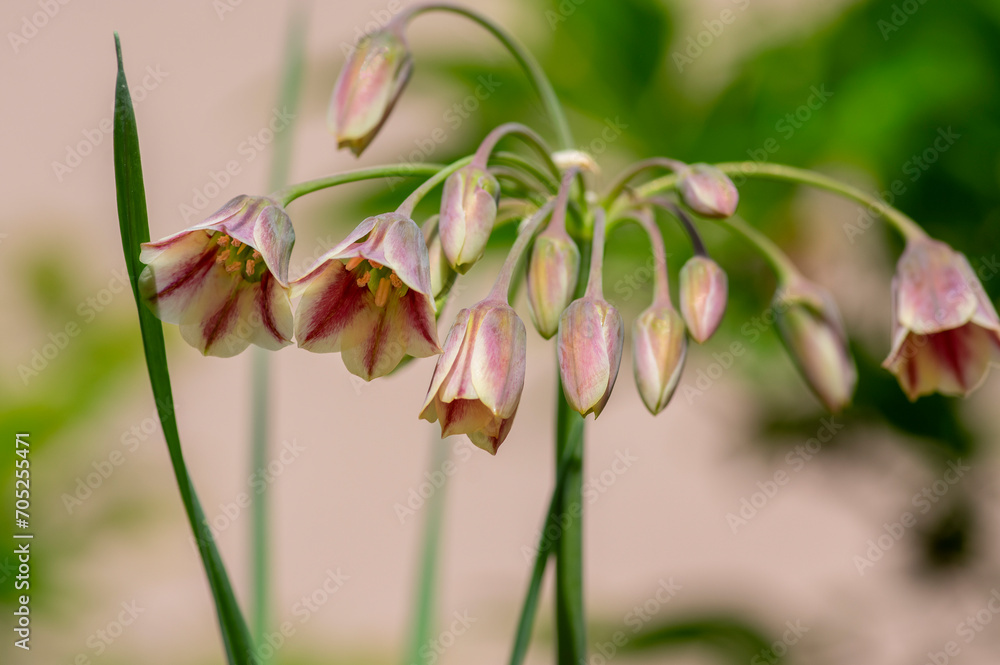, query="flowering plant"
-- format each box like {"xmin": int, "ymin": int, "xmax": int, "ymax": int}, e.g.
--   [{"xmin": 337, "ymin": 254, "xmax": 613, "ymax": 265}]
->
[{"xmin": 110, "ymin": 5, "xmax": 998, "ymax": 664}]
